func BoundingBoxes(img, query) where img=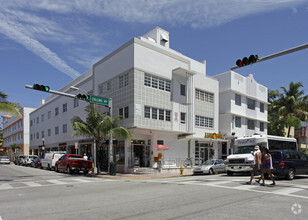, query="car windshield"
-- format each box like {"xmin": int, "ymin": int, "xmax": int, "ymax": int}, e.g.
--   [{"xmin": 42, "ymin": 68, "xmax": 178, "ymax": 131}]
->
[
  {"xmin": 0, "ymin": 156, "xmax": 9, "ymax": 159},
  {"xmin": 202, "ymin": 160, "xmax": 214, "ymax": 165},
  {"xmin": 234, "ymin": 146, "xmax": 255, "ymax": 154}
]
